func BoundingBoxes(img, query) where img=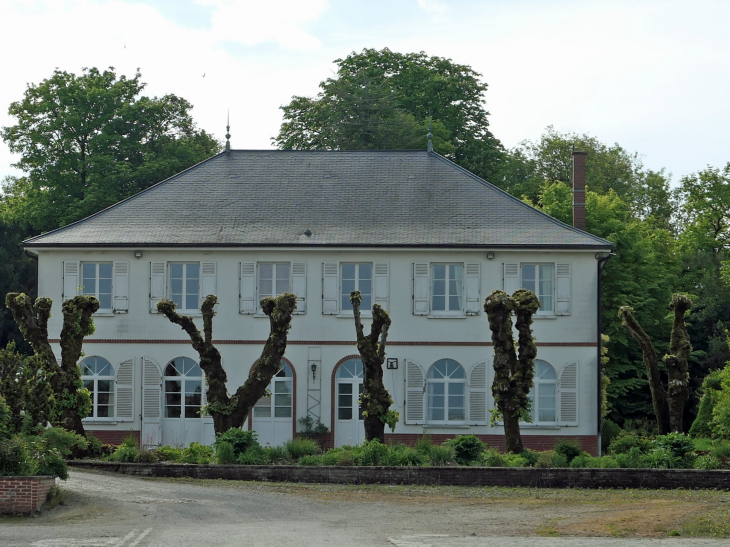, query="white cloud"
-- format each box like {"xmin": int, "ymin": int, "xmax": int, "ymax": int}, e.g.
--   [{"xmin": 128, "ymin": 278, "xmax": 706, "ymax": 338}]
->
[{"xmin": 417, "ymin": 0, "xmax": 447, "ymax": 14}]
